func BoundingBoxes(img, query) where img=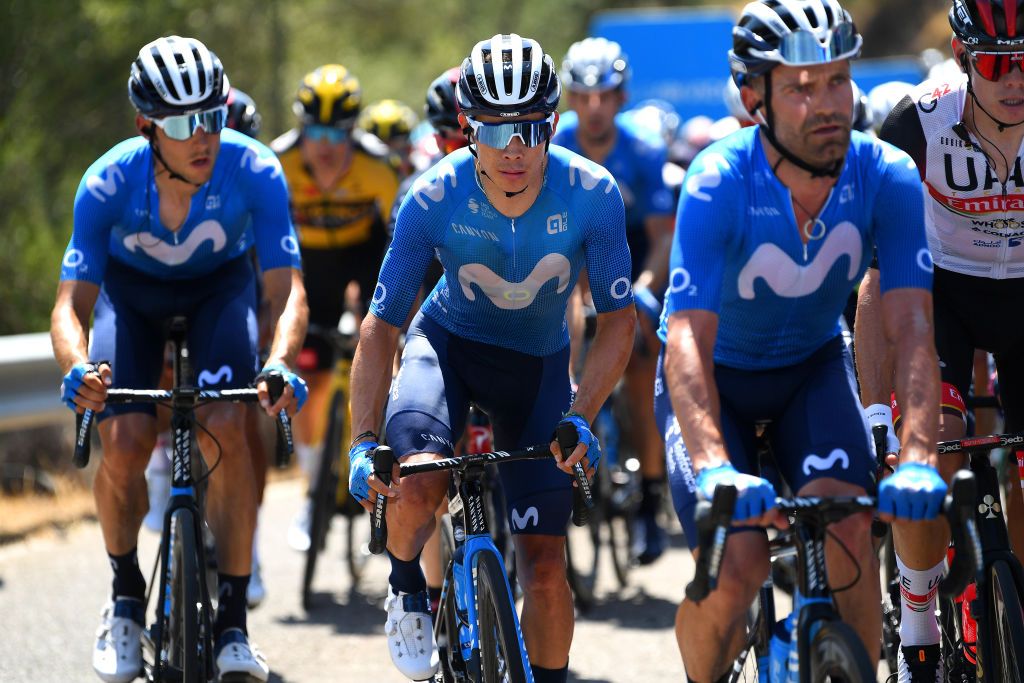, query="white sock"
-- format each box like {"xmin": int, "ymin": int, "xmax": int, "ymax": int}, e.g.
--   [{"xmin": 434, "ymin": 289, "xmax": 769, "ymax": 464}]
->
[
  {"xmin": 295, "ymin": 442, "xmax": 323, "ymax": 482},
  {"xmin": 895, "ymin": 554, "xmax": 944, "ymax": 646}
]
